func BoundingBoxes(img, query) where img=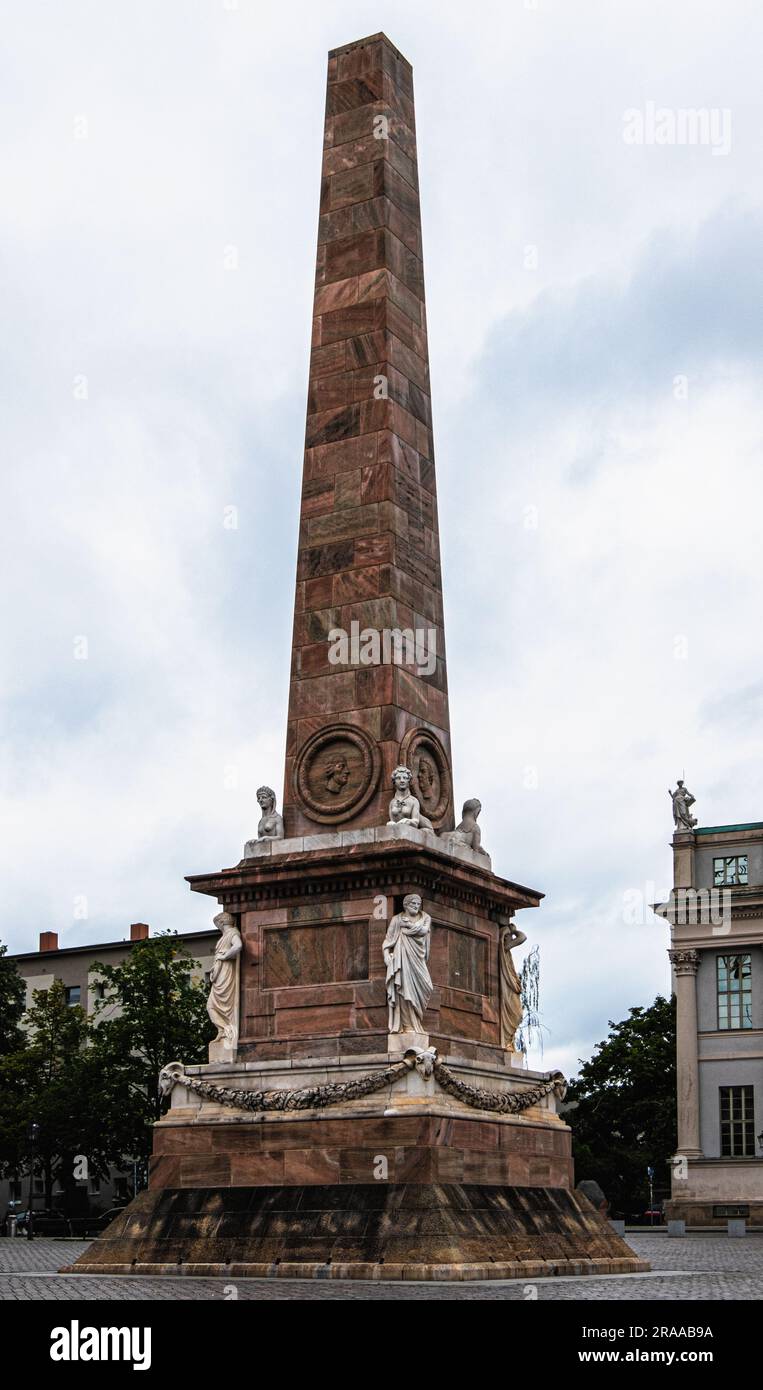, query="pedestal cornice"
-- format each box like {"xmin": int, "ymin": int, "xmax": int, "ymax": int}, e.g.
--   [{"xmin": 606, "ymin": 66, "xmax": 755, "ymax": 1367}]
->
[{"xmin": 187, "ymin": 833, "xmax": 543, "ymax": 918}]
